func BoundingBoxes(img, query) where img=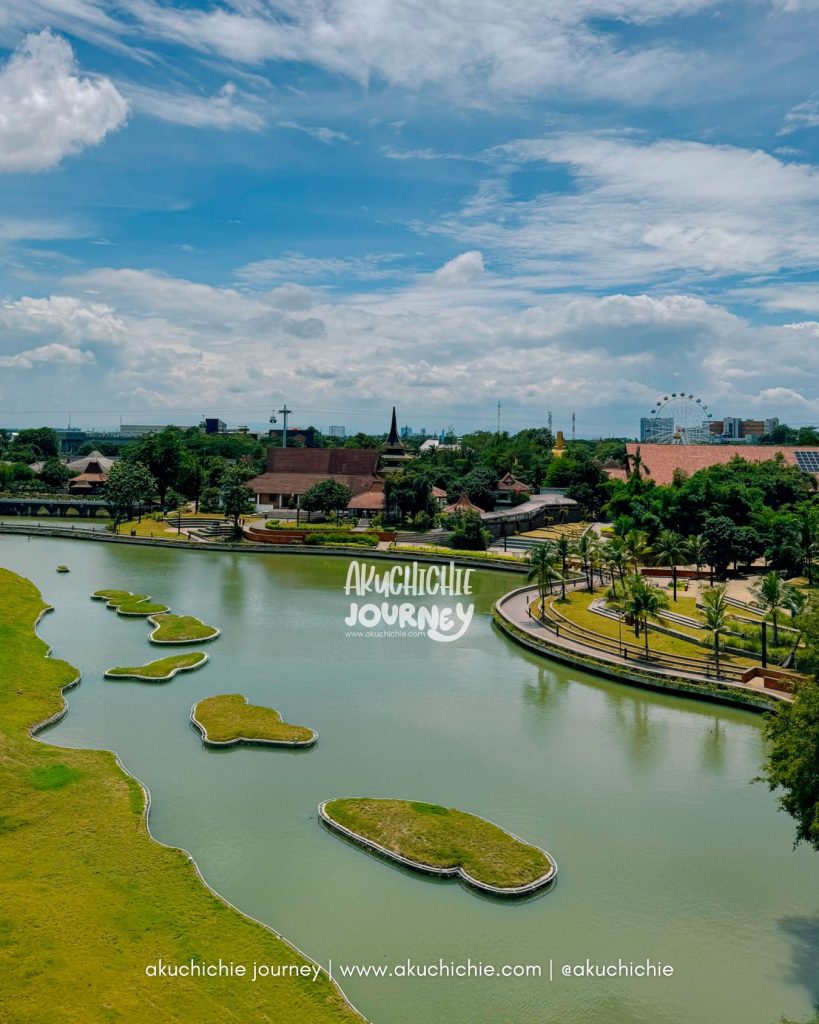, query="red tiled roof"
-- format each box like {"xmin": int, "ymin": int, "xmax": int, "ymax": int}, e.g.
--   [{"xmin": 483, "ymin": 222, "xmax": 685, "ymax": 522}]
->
[
  {"xmin": 431, "ymin": 485, "xmax": 447, "ymax": 499},
  {"xmin": 347, "ymin": 481, "xmax": 386, "ymax": 510},
  {"xmin": 247, "ymin": 472, "xmax": 378, "ymax": 497},
  {"xmin": 614, "ymin": 443, "xmax": 819, "ymax": 486},
  {"xmin": 264, "ymin": 448, "xmax": 379, "ymax": 475}
]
